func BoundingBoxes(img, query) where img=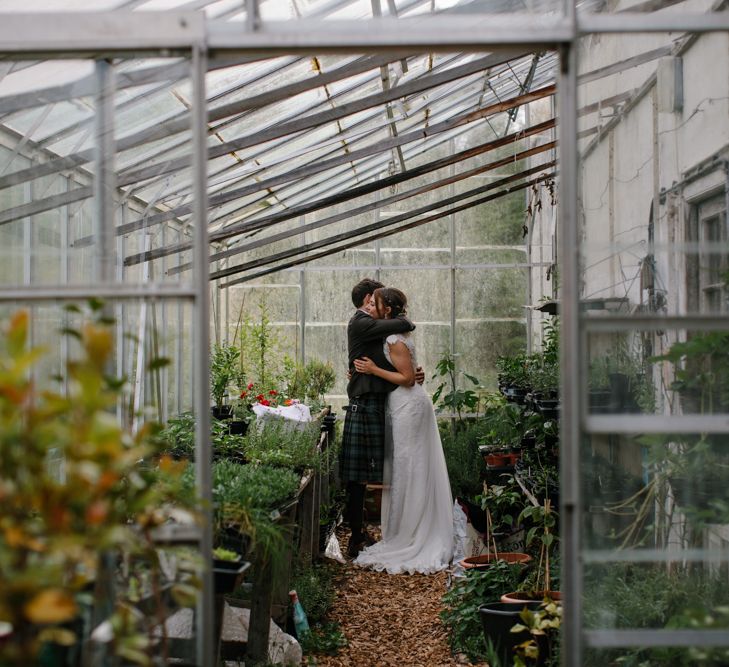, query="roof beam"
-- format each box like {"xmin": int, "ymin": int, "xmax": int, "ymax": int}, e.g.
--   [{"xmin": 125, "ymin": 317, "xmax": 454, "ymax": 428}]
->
[
  {"xmin": 114, "ymin": 50, "xmax": 524, "ymax": 187},
  {"xmin": 0, "ymin": 52, "xmax": 411, "ymax": 190},
  {"xmin": 219, "ymin": 173, "xmax": 554, "ymax": 287},
  {"xmin": 172, "ymin": 150, "xmax": 555, "ymax": 276},
  {"xmin": 123, "ymin": 117, "xmax": 555, "ymax": 266},
  {"xmin": 112, "ymin": 83, "xmax": 554, "ymax": 241}
]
